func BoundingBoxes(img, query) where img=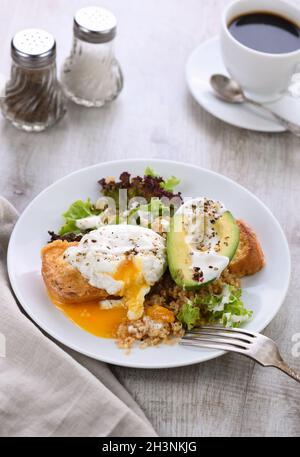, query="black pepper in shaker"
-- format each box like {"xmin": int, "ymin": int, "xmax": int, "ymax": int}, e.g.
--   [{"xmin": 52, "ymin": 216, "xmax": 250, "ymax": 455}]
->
[{"xmin": 1, "ymin": 28, "xmax": 66, "ymax": 132}]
